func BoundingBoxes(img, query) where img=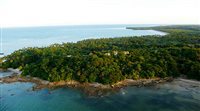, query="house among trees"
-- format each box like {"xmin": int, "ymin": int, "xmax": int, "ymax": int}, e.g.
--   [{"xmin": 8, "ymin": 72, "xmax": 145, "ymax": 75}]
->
[{"xmin": 104, "ymin": 52, "xmax": 111, "ymax": 56}]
